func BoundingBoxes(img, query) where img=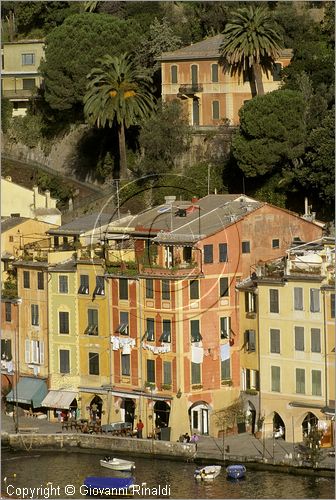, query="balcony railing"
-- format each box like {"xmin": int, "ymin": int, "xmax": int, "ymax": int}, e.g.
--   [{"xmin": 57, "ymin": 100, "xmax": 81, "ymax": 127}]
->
[
  {"xmin": 2, "ymin": 89, "xmax": 35, "ymax": 99},
  {"xmin": 178, "ymin": 84, "xmax": 203, "ymax": 94}
]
